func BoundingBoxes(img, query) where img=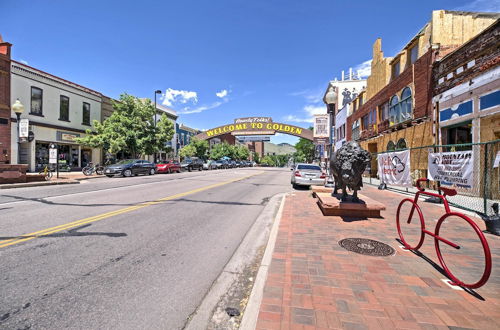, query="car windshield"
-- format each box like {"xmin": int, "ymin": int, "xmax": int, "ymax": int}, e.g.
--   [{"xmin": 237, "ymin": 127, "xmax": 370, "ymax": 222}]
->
[
  {"xmin": 115, "ymin": 159, "xmax": 134, "ymax": 165},
  {"xmin": 181, "ymin": 159, "xmax": 192, "ymax": 164},
  {"xmin": 215, "ymin": 161, "xmax": 222, "ymax": 164},
  {"xmin": 297, "ymin": 165, "xmax": 321, "ymax": 171}
]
